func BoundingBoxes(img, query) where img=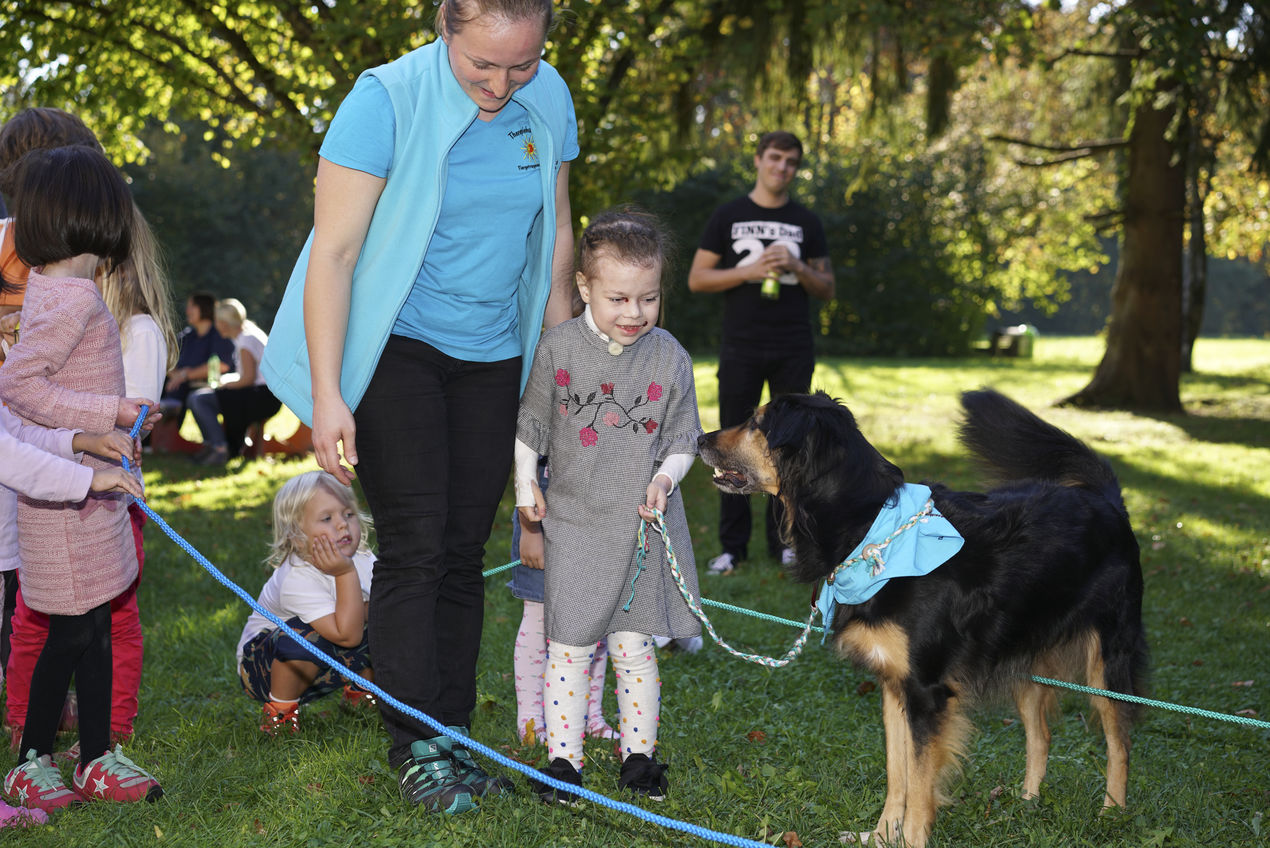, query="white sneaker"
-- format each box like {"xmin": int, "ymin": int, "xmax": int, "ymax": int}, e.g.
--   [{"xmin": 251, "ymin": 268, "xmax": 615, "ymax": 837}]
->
[
  {"xmin": 781, "ymin": 548, "xmax": 796, "ymax": 566},
  {"xmin": 706, "ymin": 553, "xmax": 736, "ymax": 576}
]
